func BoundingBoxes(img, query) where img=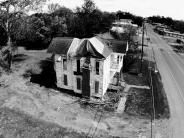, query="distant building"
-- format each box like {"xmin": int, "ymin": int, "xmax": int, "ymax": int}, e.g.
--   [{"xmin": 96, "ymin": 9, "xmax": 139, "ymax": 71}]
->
[
  {"xmin": 48, "ymin": 36, "xmax": 128, "ymax": 99},
  {"xmin": 111, "ymin": 19, "xmax": 138, "ymax": 34}
]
